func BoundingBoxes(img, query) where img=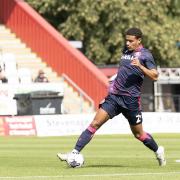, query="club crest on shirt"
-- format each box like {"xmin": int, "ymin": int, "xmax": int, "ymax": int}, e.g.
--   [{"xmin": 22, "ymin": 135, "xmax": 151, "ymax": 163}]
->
[{"xmin": 134, "ymin": 52, "xmax": 141, "ymax": 58}]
